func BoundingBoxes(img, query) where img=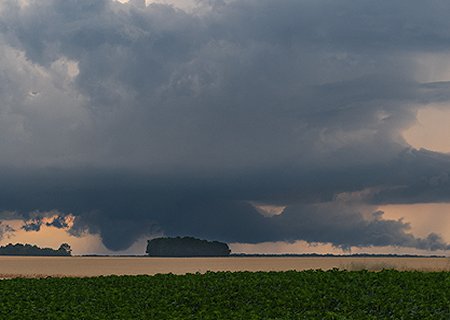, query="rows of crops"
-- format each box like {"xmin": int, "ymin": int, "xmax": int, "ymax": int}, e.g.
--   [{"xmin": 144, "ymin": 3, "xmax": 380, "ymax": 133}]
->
[{"xmin": 1, "ymin": 270, "xmax": 449, "ymax": 319}]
